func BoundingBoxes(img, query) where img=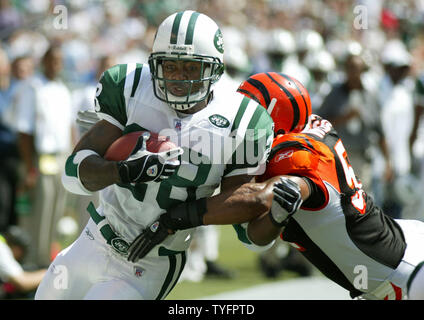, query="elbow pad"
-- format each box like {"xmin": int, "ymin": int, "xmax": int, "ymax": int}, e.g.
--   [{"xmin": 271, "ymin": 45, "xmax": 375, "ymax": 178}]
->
[{"xmin": 62, "ymin": 150, "xmax": 99, "ymax": 196}]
